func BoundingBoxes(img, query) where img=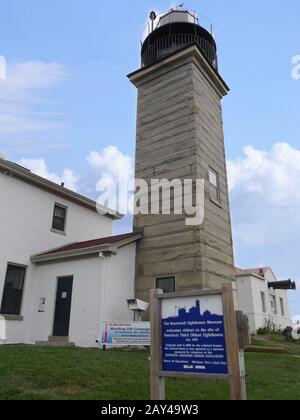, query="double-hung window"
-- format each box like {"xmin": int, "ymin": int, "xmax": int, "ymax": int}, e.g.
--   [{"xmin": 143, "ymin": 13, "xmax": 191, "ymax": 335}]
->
[
  {"xmin": 280, "ymin": 298, "xmax": 285, "ymax": 316},
  {"xmin": 209, "ymin": 168, "xmax": 221, "ymax": 203},
  {"xmin": 261, "ymin": 291, "xmax": 266, "ymax": 313},
  {"xmin": 52, "ymin": 204, "xmax": 67, "ymax": 233},
  {"xmin": 1, "ymin": 264, "xmax": 26, "ymax": 315}
]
